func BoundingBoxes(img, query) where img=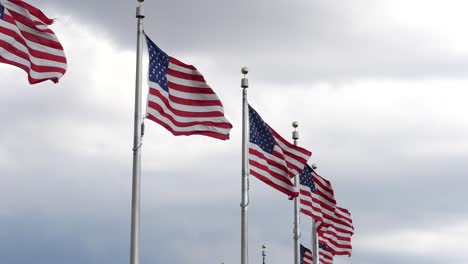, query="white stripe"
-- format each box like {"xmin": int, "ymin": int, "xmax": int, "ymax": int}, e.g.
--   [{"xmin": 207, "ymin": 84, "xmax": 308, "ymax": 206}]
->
[
  {"xmin": 275, "ymin": 136, "xmax": 310, "ymax": 161},
  {"xmin": 335, "ymin": 208, "xmax": 353, "ymax": 226},
  {"xmin": 1, "ymin": 1, "xmax": 48, "ymax": 25},
  {"xmin": 323, "ymin": 236, "xmax": 351, "ymax": 247},
  {"xmin": 325, "ymin": 241, "xmax": 351, "ymax": 254},
  {"xmin": 148, "ymin": 112, "xmax": 231, "ymax": 135},
  {"xmin": 249, "ymin": 153, "xmax": 290, "ymax": 183},
  {"xmin": 168, "ymin": 87, "xmax": 221, "ymax": 101},
  {"xmin": 0, "ymin": 46, "xmax": 63, "ymax": 80},
  {"xmin": 324, "ymin": 227, "xmax": 352, "ymax": 242},
  {"xmin": 314, "ymin": 175, "xmax": 335, "ymax": 202},
  {"xmin": 168, "ymin": 61, "xmax": 202, "ymax": 76},
  {"xmin": 146, "ymin": 105, "xmax": 230, "ymax": 125},
  {"xmin": 249, "ymin": 144, "xmax": 289, "ymax": 175},
  {"xmin": 250, "ymin": 166, "xmax": 297, "ymax": 194},
  {"xmin": 0, "ymin": 33, "xmax": 66, "ymax": 68},
  {"xmin": 0, "ymin": 20, "xmax": 66, "ymax": 57},
  {"xmin": 14, "ymin": 19, "xmax": 62, "ymax": 44},
  {"xmin": 273, "ymin": 135, "xmax": 310, "ymax": 175},
  {"xmin": 167, "ymin": 74, "xmax": 210, "ymax": 88},
  {"xmin": 1, "ymin": 2, "xmax": 60, "ymax": 43},
  {"xmin": 329, "ymin": 221, "xmax": 354, "ymax": 233},
  {"xmin": 147, "ymin": 85, "xmax": 225, "ymax": 113}
]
